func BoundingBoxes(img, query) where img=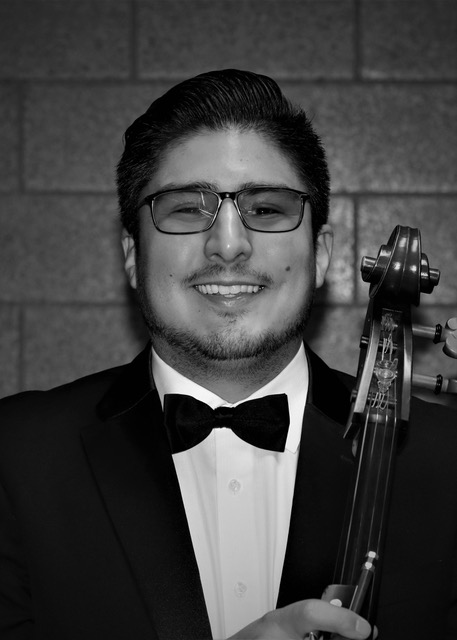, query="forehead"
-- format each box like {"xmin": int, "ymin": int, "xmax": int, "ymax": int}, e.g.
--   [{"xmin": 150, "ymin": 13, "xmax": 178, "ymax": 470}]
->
[{"xmin": 146, "ymin": 128, "xmax": 304, "ymax": 193}]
